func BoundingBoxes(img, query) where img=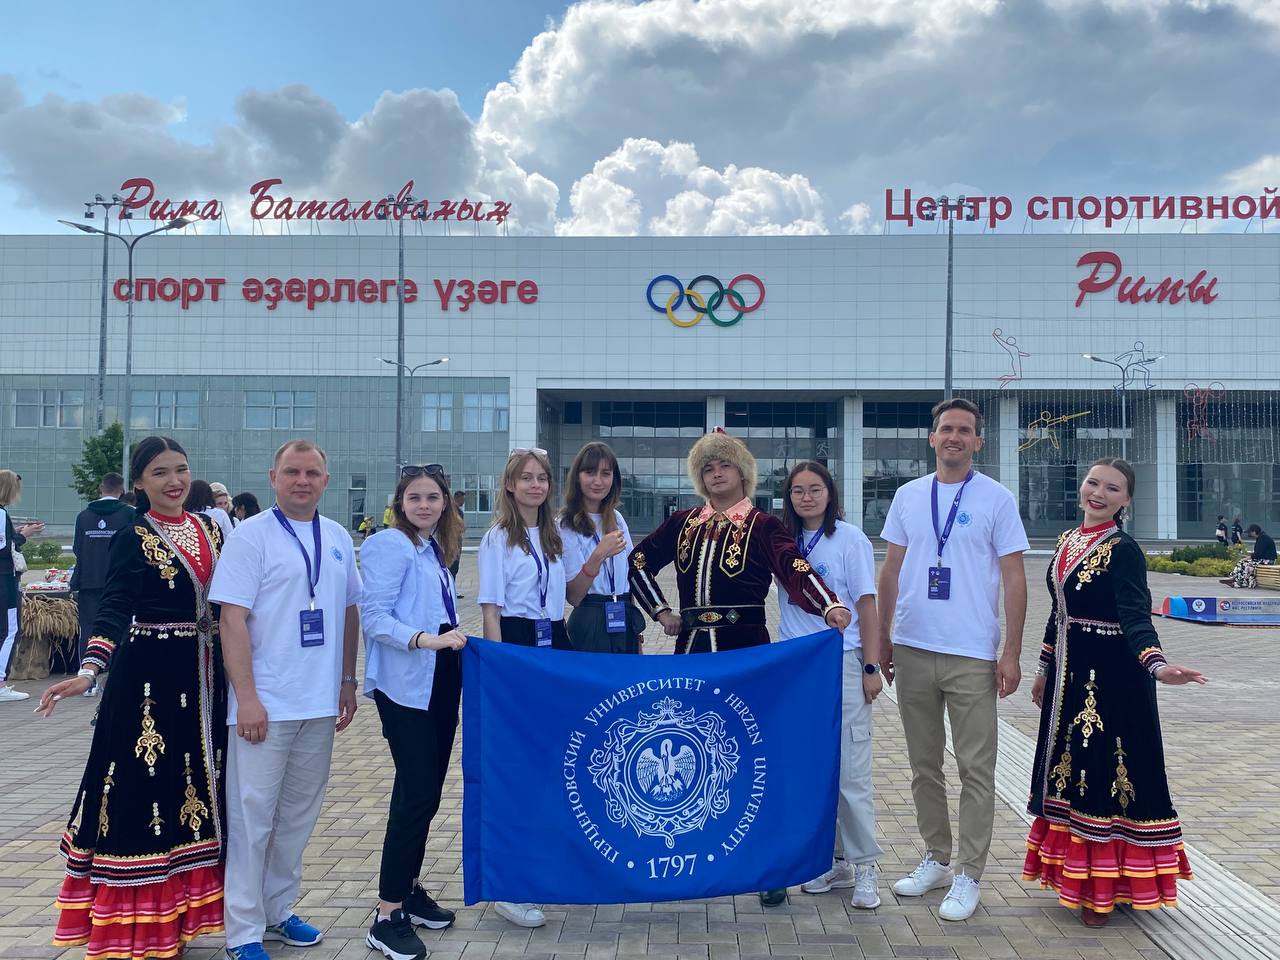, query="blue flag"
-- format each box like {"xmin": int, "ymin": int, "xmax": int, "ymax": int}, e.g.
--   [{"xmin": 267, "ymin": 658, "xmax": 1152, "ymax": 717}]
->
[{"xmin": 462, "ymin": 629, "xmax": 842, "ymax": 905}]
